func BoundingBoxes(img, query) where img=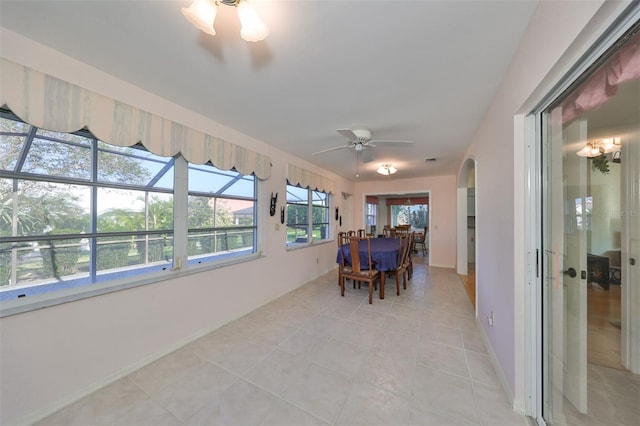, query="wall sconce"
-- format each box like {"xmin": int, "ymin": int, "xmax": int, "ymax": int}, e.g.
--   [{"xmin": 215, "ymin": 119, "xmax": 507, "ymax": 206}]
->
[{"xmin": 182, "ymin": 0, "xmax": 269, "ymax": 42}]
